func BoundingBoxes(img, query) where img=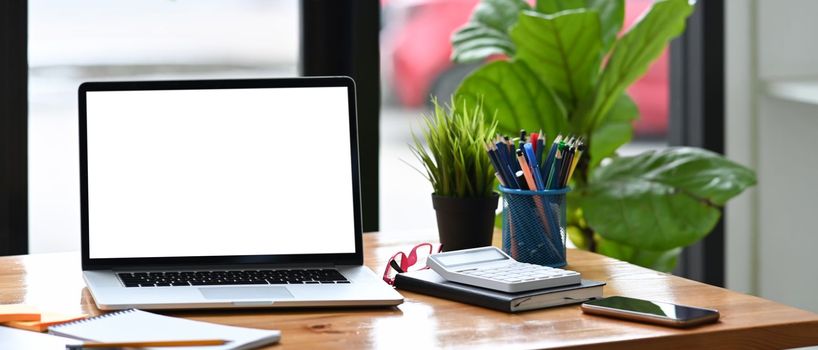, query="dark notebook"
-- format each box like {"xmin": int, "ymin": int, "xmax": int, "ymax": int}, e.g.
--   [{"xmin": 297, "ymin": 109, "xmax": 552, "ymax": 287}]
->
[{"xmin": 394, "ymin": 269, "xmax": 605, "ymax": 313}]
